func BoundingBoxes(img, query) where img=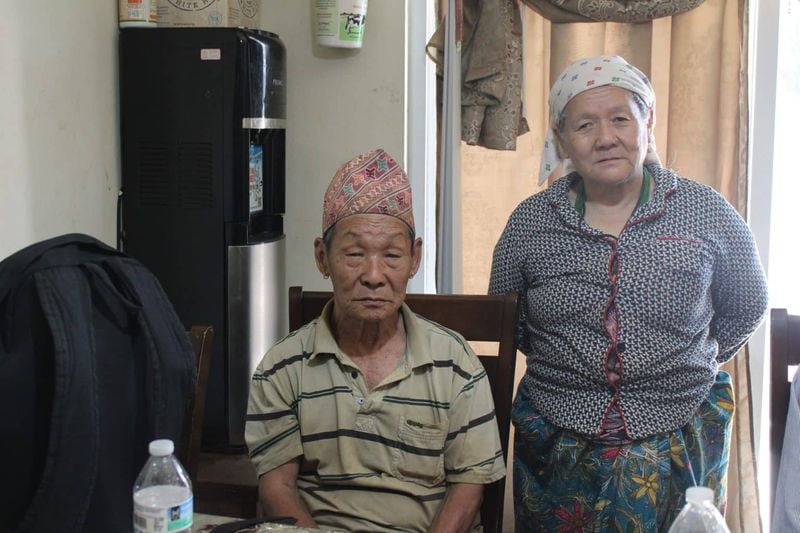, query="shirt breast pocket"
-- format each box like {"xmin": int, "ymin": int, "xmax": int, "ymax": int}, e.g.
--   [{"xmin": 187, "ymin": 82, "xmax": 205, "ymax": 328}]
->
[
  {"xmin": 392, "ymin": 416, "xmax": 447, "ymax": 487},
  {"xmin": 648, "ymin": 237, "xmax": 714, "ymax": 321}
]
